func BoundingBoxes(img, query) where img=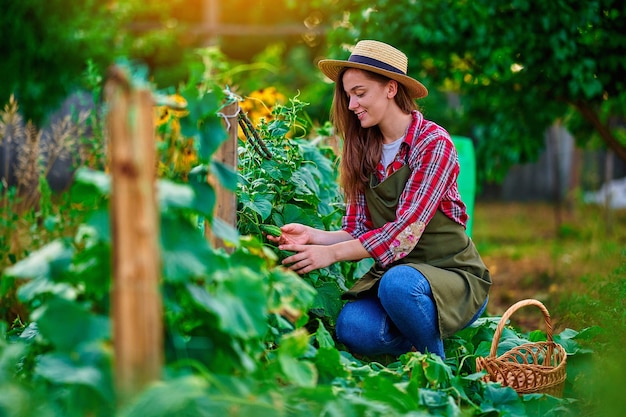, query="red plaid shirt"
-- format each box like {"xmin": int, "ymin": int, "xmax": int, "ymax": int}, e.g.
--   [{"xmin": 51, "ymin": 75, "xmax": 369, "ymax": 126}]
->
[{"xmin": 342, "ymin": 111, "xmax": 468, "ymax": 267}]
